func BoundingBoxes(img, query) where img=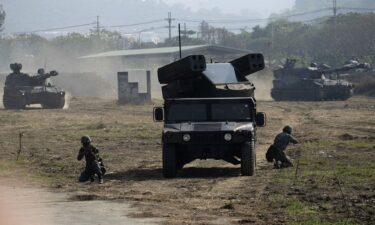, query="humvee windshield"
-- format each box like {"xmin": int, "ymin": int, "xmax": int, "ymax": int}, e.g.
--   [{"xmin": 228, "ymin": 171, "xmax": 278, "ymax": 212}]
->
[
  {"xmin": 203, "ymin": 63, "xmax": 238, "ymax": 84},
  {"xmin": 166, "ymin": 102, "xmax": 252, "ymax": 122}
]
